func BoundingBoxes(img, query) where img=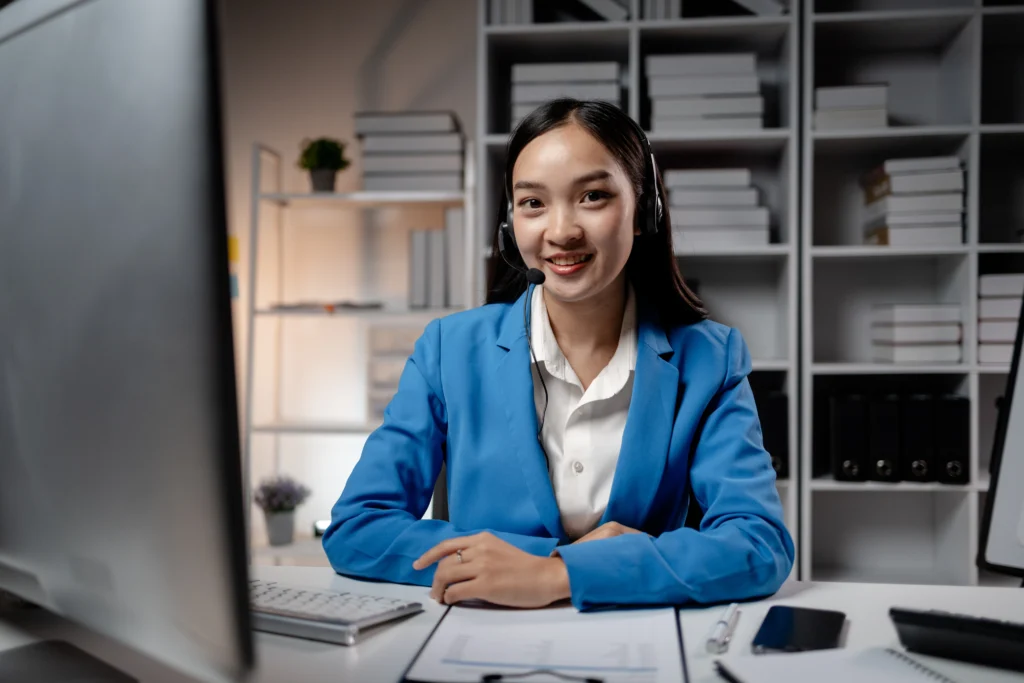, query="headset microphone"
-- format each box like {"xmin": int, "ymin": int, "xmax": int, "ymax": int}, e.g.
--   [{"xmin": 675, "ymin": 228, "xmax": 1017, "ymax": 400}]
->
[{"xmin": 497, "ymin": 218, "xmax": 546, "ymax": 285}]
